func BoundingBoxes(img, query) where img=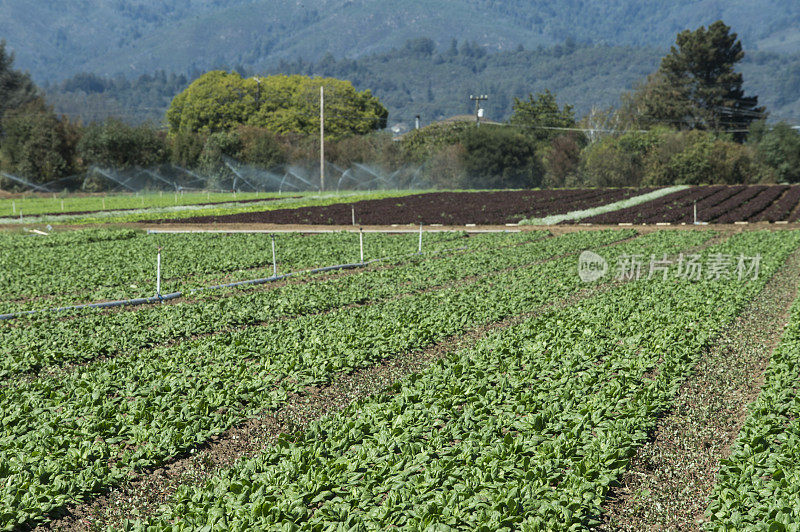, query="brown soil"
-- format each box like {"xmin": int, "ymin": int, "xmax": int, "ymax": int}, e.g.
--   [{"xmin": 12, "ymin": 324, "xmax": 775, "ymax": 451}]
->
[
  {"xmin": 598, "ymin": 246, "xmax": 800, "ymax": 531},
  {"xmin": 155, "ymin": 189, "xmax": 652, "ymax": 226}
]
